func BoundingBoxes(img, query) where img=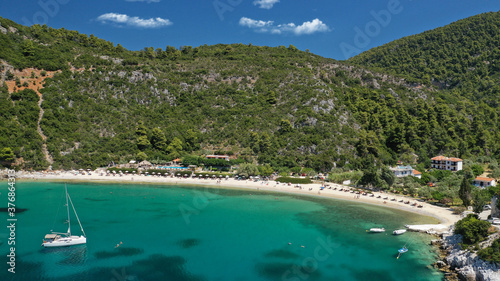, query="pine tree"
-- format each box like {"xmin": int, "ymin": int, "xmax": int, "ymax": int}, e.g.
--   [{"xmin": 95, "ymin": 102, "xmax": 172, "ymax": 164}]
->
[{"xmin": 459, "ymin": 169, "xmax": 473, "ymax": 207}]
